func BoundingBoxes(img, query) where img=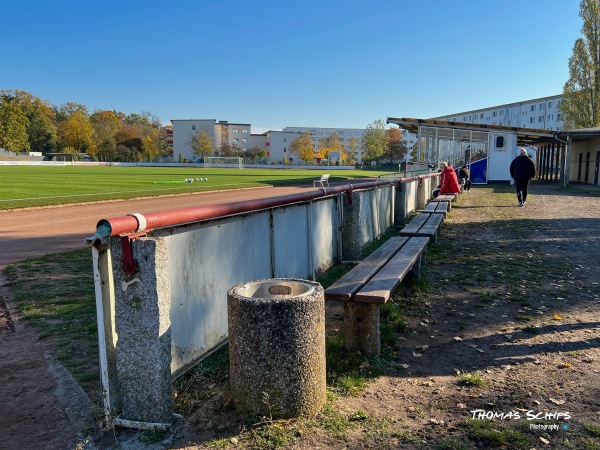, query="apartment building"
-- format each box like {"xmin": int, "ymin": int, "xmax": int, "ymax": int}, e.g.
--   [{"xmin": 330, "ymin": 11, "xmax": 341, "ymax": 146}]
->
[
  {"xmin": 171, "ymin": 119, "xmax": 251, "ymax": 162},
  {"xmin": 431, "ymin": 94, "xmax": 564, "ymax": 131},
  {"xmin": 282, "ymin": 126, "xmax": 366, "ymax": 162}
]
